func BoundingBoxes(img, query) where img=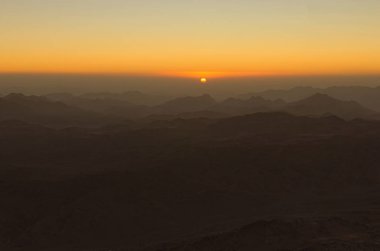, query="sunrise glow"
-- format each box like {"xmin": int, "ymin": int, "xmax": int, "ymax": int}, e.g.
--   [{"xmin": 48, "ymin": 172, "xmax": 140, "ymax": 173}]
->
[
  {"xmin": 1, "ymin": 1, "xmax": 380, "ymax": 77},
  {"xmin": 200, "ymin": 78, "xmax": 207, "ymax": 84}
]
